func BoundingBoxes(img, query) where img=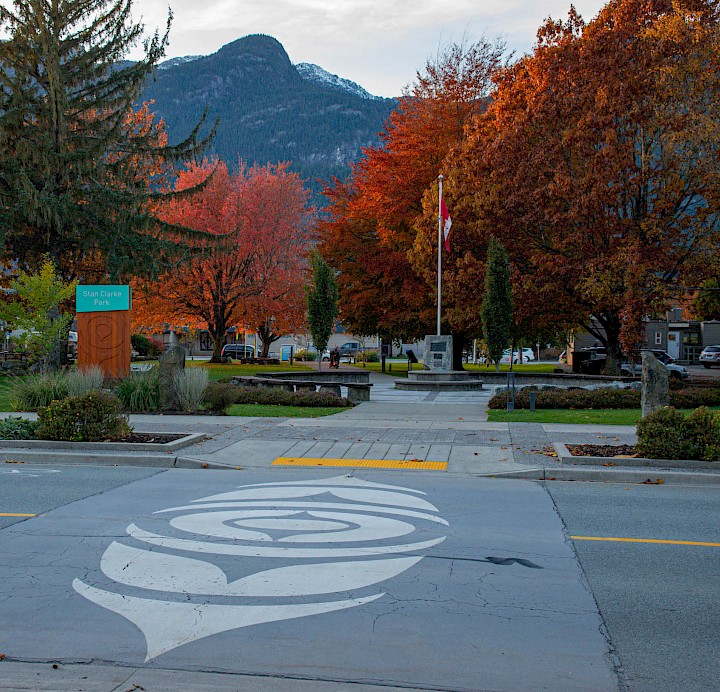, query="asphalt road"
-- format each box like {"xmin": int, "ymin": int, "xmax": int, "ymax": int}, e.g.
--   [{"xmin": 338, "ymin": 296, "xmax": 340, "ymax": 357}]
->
[
  {"xmin": 546, "ymin": 481, "xmax": 720, "ymax": 692},
  {"xmin": 1, "ymin": 466, "xmax": 718, "ymax": 691}
]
